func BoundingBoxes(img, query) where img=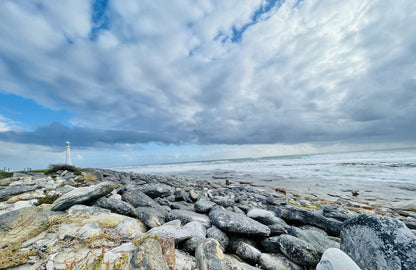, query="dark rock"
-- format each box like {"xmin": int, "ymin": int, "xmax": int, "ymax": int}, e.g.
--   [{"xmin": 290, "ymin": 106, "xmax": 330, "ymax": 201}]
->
[
  {"xmin": 94, "ymin": 197, "xmax": 135, "ymax": 216},
  {"xmin": 137, "ymin": 183, "xmax": 174, "ymax": 198},
  {"xmin": 51, "ymin": 182, "xmax": 114, "ymax": 211},
  {"xmin": 209, "ymin": 207, "xmax": 271, "ymax": 236},
  {"xmin": 195, "ymin": 238, "xmax": 225, "ymax": 270},
  {"xmin": 235, "ymin": 242, "xmax": 261, "ymax": 264},
  {"xmin": 167, "ymin": 209, "xmax": 211, "ymax": 227},
  {"xmin": 288, "ymin": 225, "xmax": 340, "ymax": 254},
  {"xmin": 268, "ymin": 205, "xmax": 342, "ymax": 236},
  {"xmin": 247, "ymin": 208, "xmax": 281, "ymax": 225},
  {"xmin": 268, "ymin": 218, "xmax": 290, "ymax": 235},
  {"xmin": 168, "ymin": 201, "xmax": 195, "ymax": 211},
  {"xmin": 323, "ymin": 205, "xmax": 352, "ymax": 222},
  {"xmin": 121, "ymin": 187, "xmax": 161, "ymax": 209},
  {"xmin": 227, "ymin": 236, "xmax": 258, "ymax": 254},
  {"xmin": 223, "ymin": 254, "xmax": 260, "ymax": 270},
  {"xmin": 232, "ymin": 206, "xmax": 246, "ymax": 215},
  {"xmin": 182, "ymin": 221, "xmax": 207, "ymax": 253},
  {"xmin": 195, "ymin": 198, "xmax": 217, "ymax": 213},
  {"xmin": 0, "ymin": 185, "xmax": 39, "ymax": 201},
  {"xmin": 131, "ymin": 238, "xmax": 169, "ymax": 270},
  {"xmin": 277, "ymin": 234, "xmax": 321, "ymax": 267},
  {"xmin": 259, "ymin": 253, "xmax": 303, "ymax": 270},
  {"xmin": 133, "ymin": 207, "xmax": 166, "ymax": 228},
  {"xmin": 341, "ymin": 214, "xmax": 416, "ymax": 270},
  {"xmin": 207, "ymin": 225, "xmax": 229, "ymax": 250},
  {"xmin": 261, "ymin": 236, "xmax": 281, "ymax": 253},
  {"xmin": 316, "ymin": 248, "xmax": 361, "ymax": 270},
  {"xmin": 213, "ymin": 195, "xmax": 235, "ymax": 207}
]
